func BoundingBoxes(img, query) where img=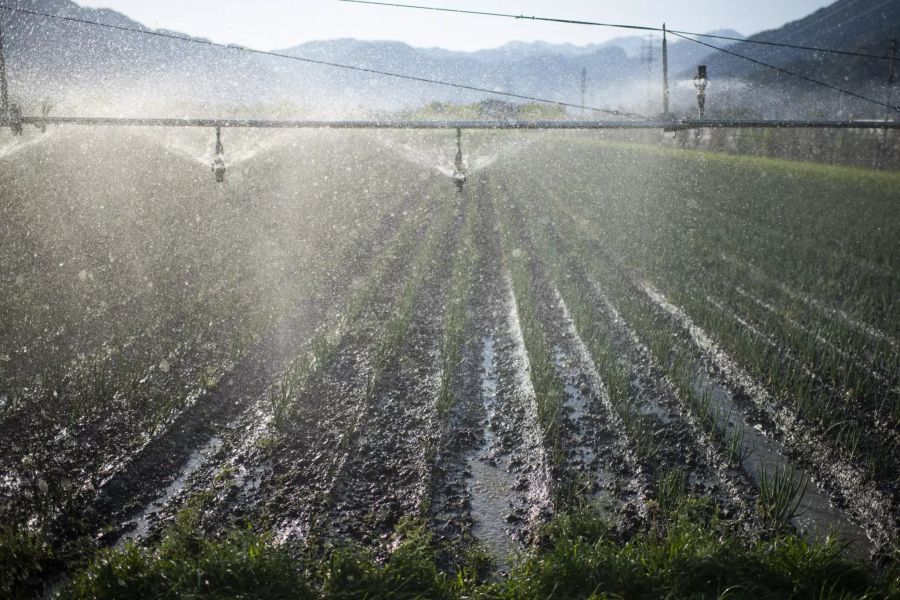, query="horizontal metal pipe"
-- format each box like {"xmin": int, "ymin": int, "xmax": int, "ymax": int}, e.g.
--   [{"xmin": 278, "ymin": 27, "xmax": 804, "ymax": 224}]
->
[
  {"xmin": 1, "ymin": 116, "xmax": 898, "ymax": 130},
  {"xmin": 669, "ymin": 119, "xmax": 900, "ymax": 130},
  {"xmin": 8, "ymin": 117, "xmax": 666, "ymax": 129}
]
